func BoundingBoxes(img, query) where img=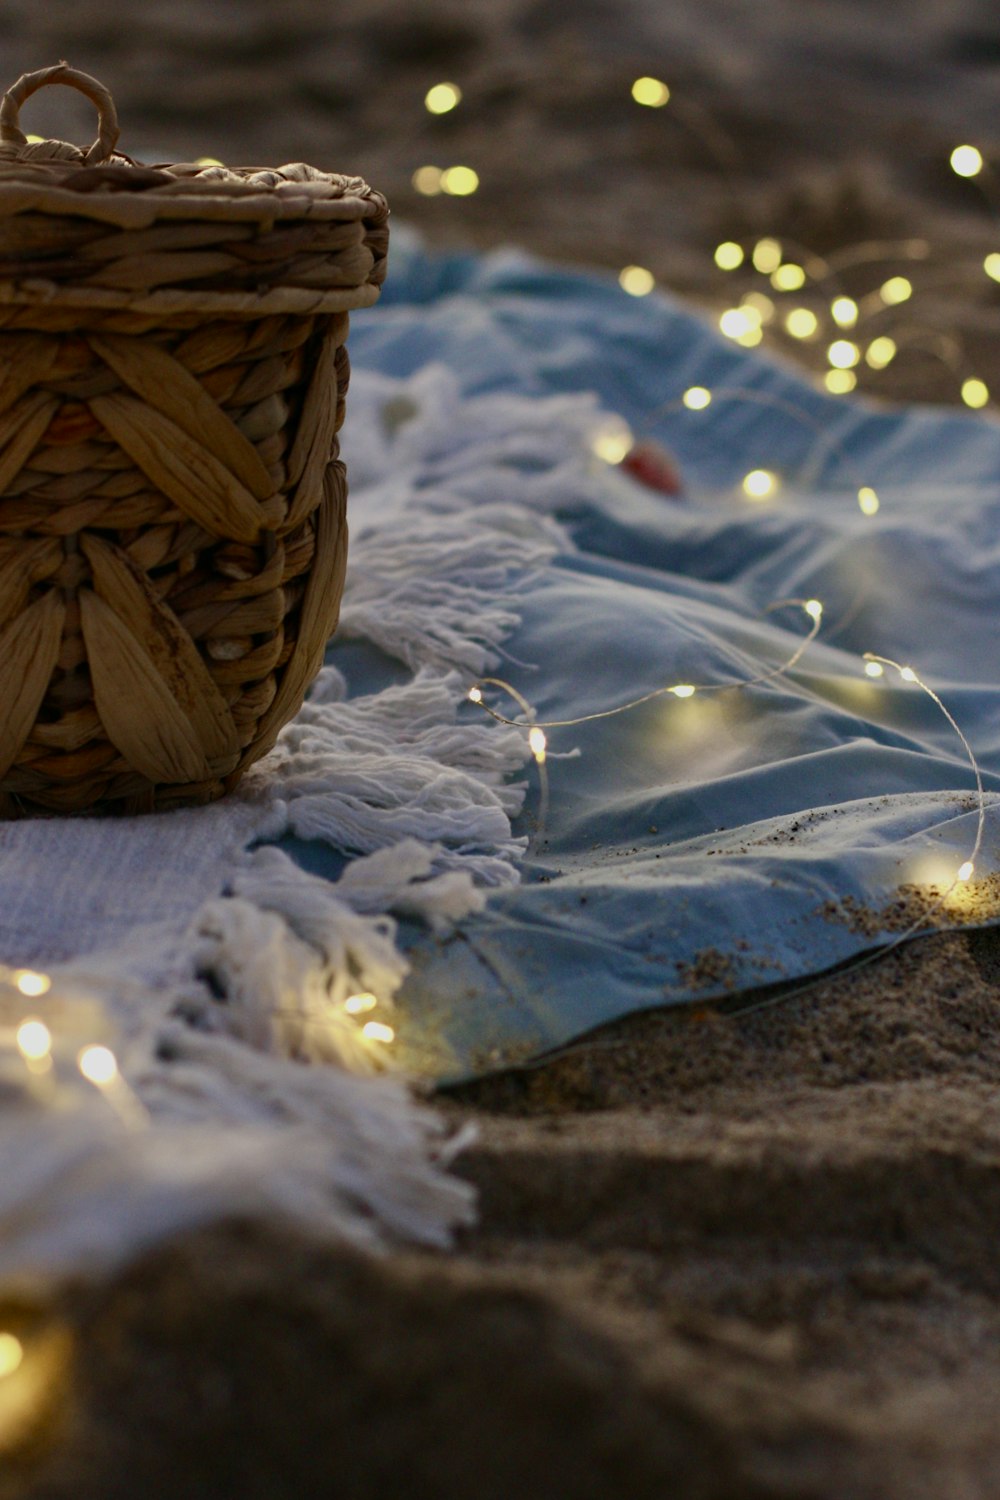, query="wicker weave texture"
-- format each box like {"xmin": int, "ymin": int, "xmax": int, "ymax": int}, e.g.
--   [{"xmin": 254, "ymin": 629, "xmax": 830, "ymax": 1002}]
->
[{"xmin": 0, "ymin": 64, "xmax": 387, "ymax": 816}]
